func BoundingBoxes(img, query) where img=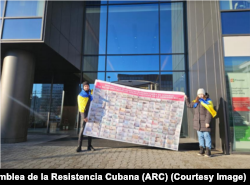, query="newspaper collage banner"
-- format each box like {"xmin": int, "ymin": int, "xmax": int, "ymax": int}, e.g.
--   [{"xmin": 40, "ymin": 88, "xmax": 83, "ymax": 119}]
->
[{"xmin": 83, "ymin": 80, "xmax": 185, "ymax": 151}]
